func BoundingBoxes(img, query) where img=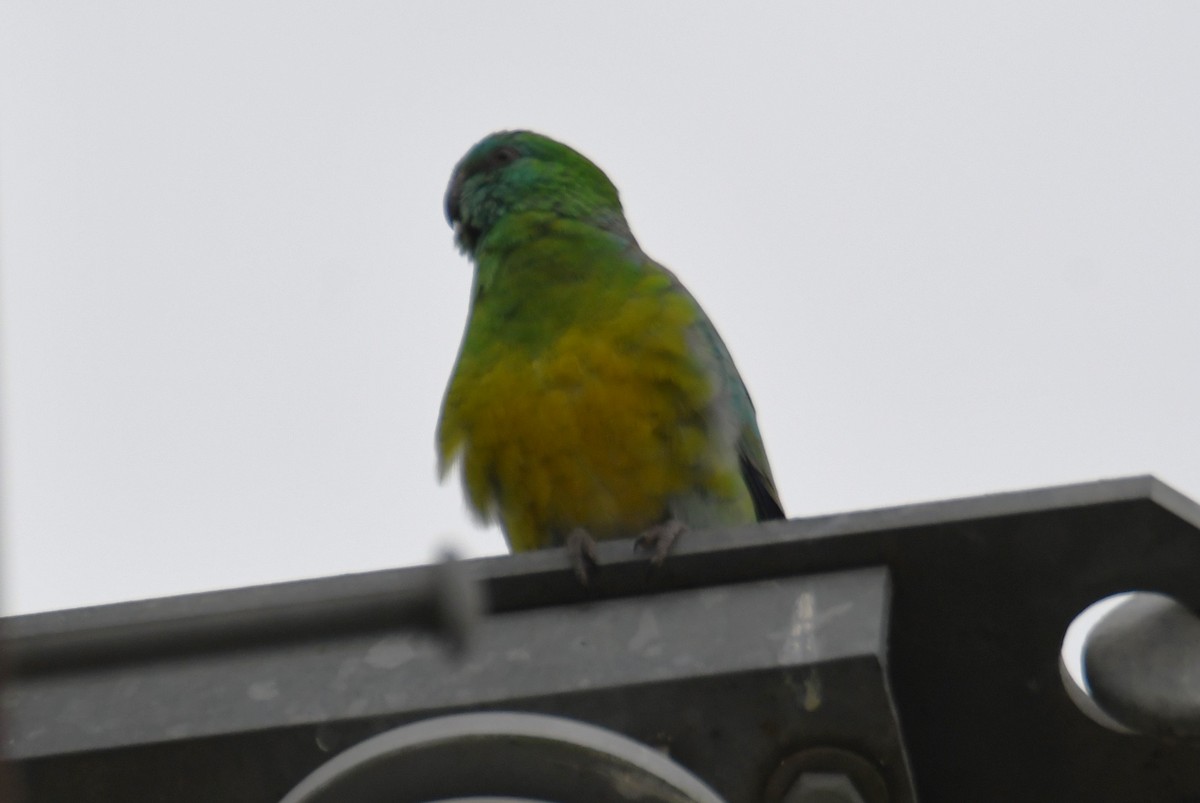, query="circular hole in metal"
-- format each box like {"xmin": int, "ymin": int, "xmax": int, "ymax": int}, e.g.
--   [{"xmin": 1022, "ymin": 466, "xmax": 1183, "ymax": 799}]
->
[{"xmin": 1059, "ymin": 592, "xmax": 1137, "ymax": 734}]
